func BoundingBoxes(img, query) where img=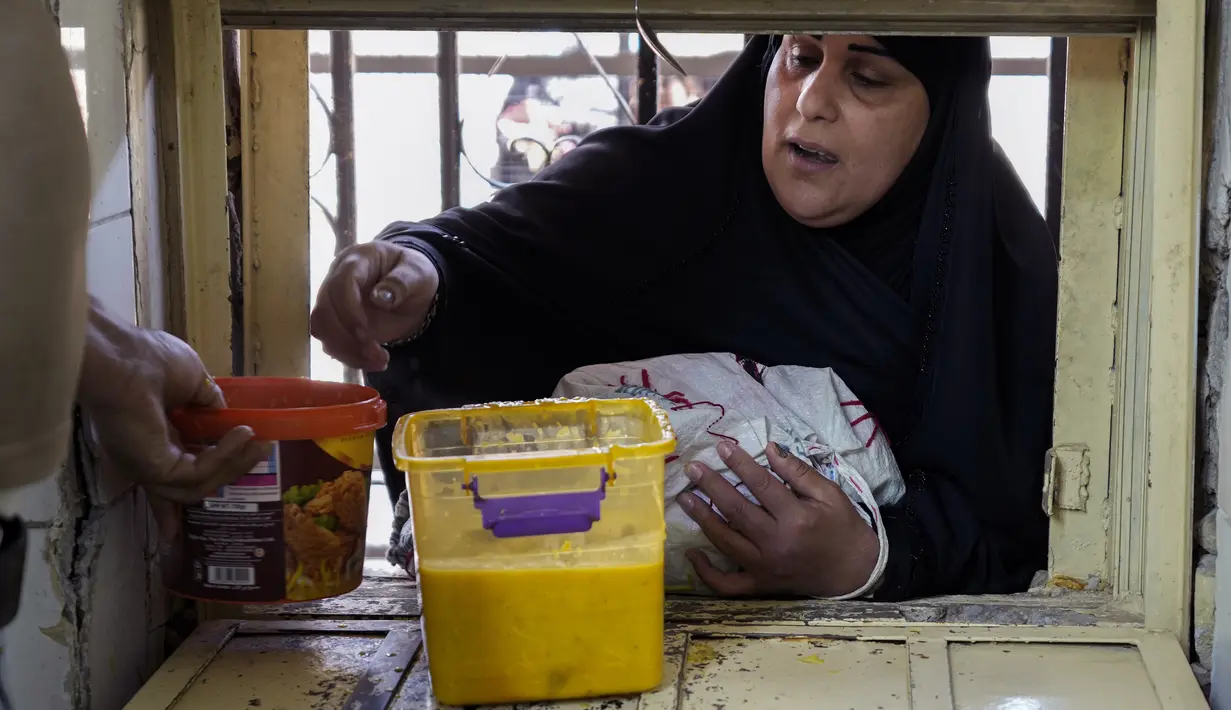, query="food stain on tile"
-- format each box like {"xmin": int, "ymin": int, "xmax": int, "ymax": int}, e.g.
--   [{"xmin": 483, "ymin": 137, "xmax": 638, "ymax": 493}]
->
[{"xmin": 687, "ymin": 644, "xmax": 720, "ymax": 665}]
